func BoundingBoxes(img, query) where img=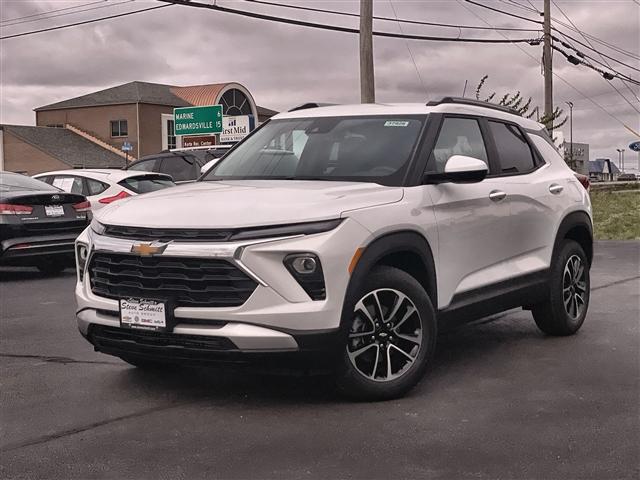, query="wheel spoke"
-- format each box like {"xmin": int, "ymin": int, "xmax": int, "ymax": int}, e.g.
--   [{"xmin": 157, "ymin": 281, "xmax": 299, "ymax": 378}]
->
[
  {"xmin": 392, "ymin": 306, "xmax": 416, "ymax": 332},
  {"xmin": 575, "ymin": 264, "xmax": 584, "ymax": 283},
  {"xmin": 390, "ymin": 343, "xmax": 415, "ymax": 362},
  {"xmin": 386, "ymin": 293, "xmax": 406, "ymax": 324},
  {"xmin": 386, "ymin": 344, "xmax": 393, "ymax": 378},
  {"xmin": 372, "ymin": 291, "xmax": 384, "ymax": 322},
  {"xmin": 370, "ymin": 344, "xmax": 380, "ymax": 379},
  {"xmin": 355, "ymin": 299, "xmax": 376, "ymax": 329},
  {"xmin": 349, "ymin": 331, "xmax": 374, "ymax": 339},
  {"xmin": 575, "ymin": 292, "xmax": 585, "ymax": 307},
  {"xmin": 575, "ymin": 280, "xmax": 587, "ymax": 293},
  {"xmin": 395, "ymin": 332, "xmax": 422, "ymax": 346},
  {"xmin": 348, "ymin": 343, "xmax": 376, "ymax": 361}
]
